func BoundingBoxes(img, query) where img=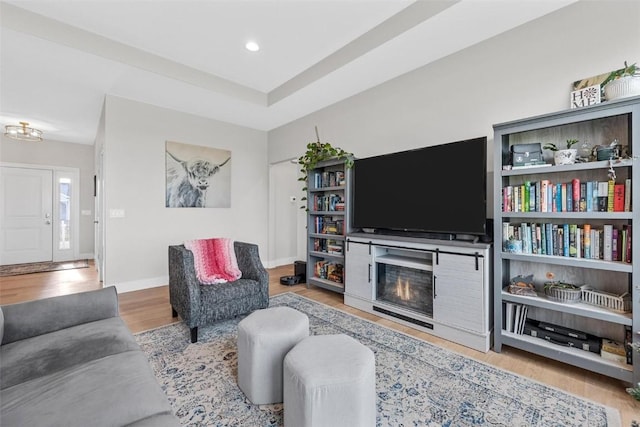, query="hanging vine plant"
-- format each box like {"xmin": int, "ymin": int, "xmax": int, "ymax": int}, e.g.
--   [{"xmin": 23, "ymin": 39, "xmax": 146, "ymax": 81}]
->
[{"xmin": 298, "ymin": 126, "xmax": 354, "ymax": 209}]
